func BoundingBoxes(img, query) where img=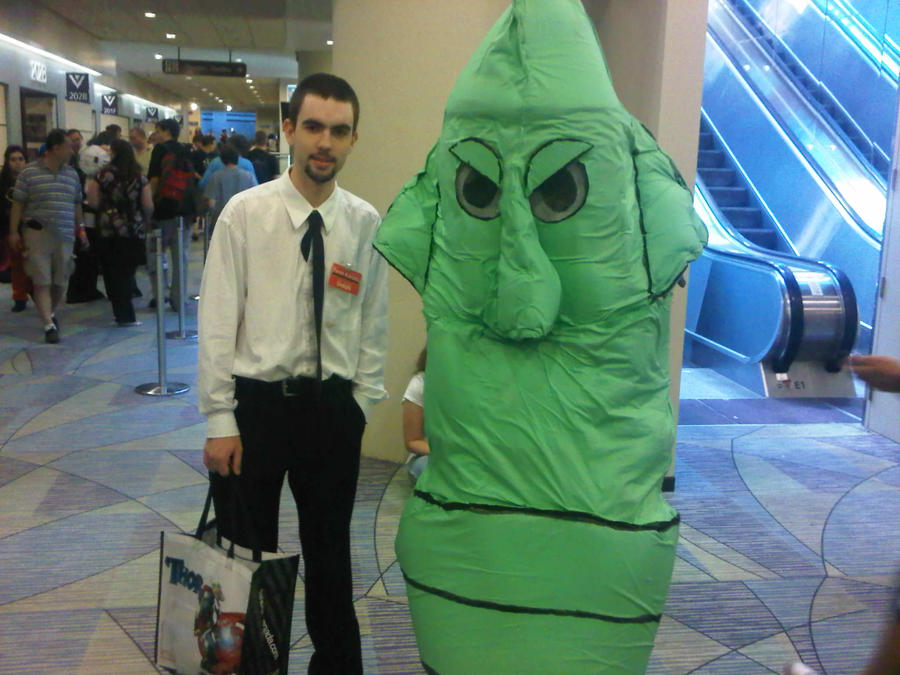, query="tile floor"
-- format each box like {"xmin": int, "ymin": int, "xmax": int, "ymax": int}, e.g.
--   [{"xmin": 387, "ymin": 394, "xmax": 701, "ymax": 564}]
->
[{"xmin": 0, "ymin": 251, "xmax": 897, "ymax": 674}]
